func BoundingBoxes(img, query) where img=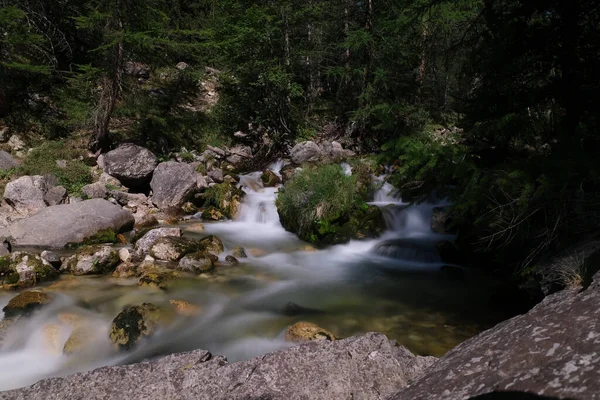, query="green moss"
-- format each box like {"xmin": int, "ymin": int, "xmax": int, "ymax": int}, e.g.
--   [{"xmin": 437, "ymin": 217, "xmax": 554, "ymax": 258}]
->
[
  {"xmin": 69, "ymin": 229, "xmax": 118, "ymax": 248},
  {"xmin": 2, "ymin": 291, "xmax": 53, "ymax": 317}
]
